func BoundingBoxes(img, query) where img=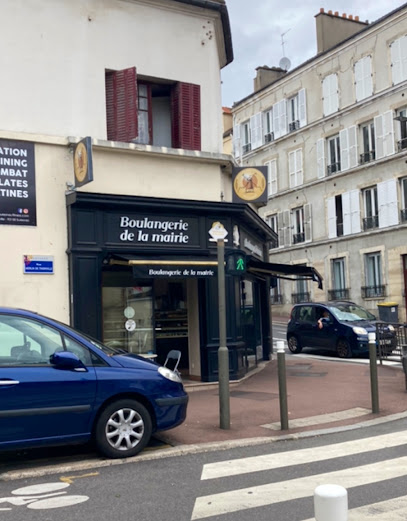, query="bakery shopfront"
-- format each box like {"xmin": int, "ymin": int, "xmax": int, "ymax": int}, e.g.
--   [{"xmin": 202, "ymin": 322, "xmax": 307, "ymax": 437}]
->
[{"xmin": 66, "ymin": 191, "xmax": 321, "ymax": 382}]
